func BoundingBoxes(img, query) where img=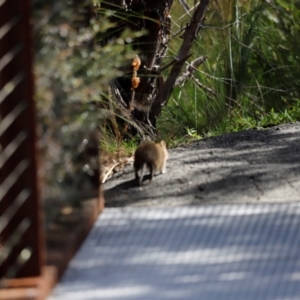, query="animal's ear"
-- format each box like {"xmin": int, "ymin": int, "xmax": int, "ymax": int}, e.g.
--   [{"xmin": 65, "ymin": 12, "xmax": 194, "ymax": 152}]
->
[{"xmin": 160, "ymin": 140, "xmax": 167, "ymax": 148}]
